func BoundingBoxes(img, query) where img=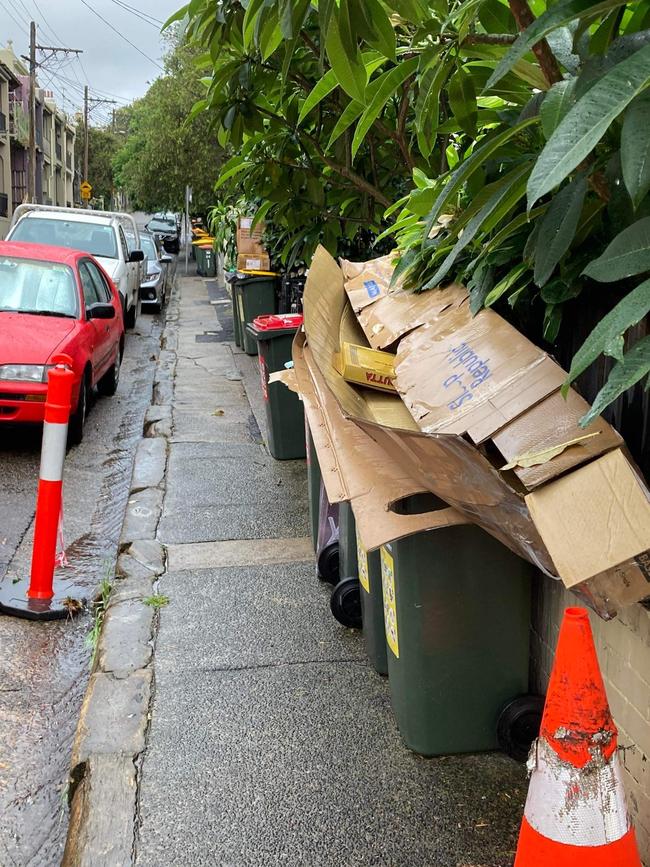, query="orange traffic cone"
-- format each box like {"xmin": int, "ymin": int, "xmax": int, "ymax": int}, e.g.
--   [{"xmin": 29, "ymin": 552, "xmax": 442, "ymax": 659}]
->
[{"xmin": 514, "ymin": 607, "xmax": 642, "ymax": 867}]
